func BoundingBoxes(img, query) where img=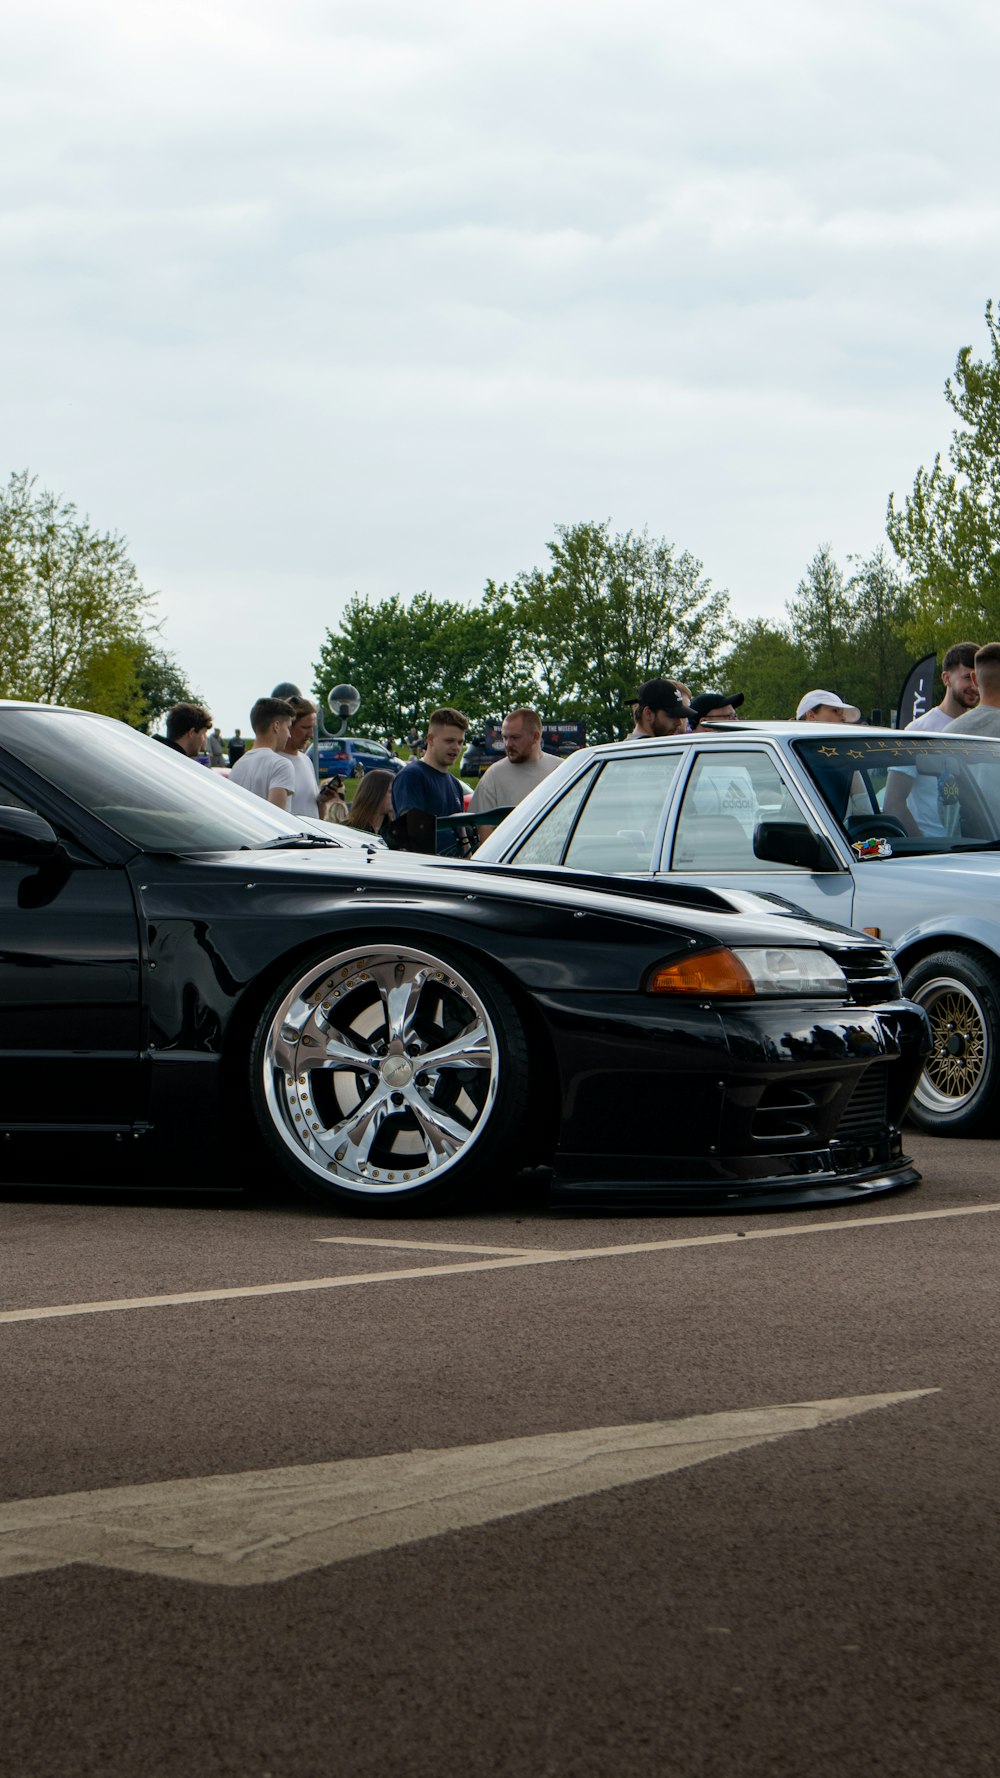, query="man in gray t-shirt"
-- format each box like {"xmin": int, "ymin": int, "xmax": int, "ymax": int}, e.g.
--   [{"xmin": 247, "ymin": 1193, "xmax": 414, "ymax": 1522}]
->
[{"xmin": 469, "ymin": 709, "xmax": 560, "ymax": 839}]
